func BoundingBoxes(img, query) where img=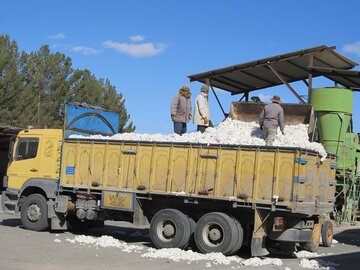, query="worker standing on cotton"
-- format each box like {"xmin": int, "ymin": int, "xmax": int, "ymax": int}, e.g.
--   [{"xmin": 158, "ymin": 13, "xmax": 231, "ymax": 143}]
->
[
  {"xmin": 171, "ymin": 85, "xmax": 192, "ymax": 135},
  {"xmin": 259, "ymin": 95, "xmax": 285, "ymax": 146},
  {"xmin": 193, "ymin": 84, "xmax": 211, "ymax": 133}
]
